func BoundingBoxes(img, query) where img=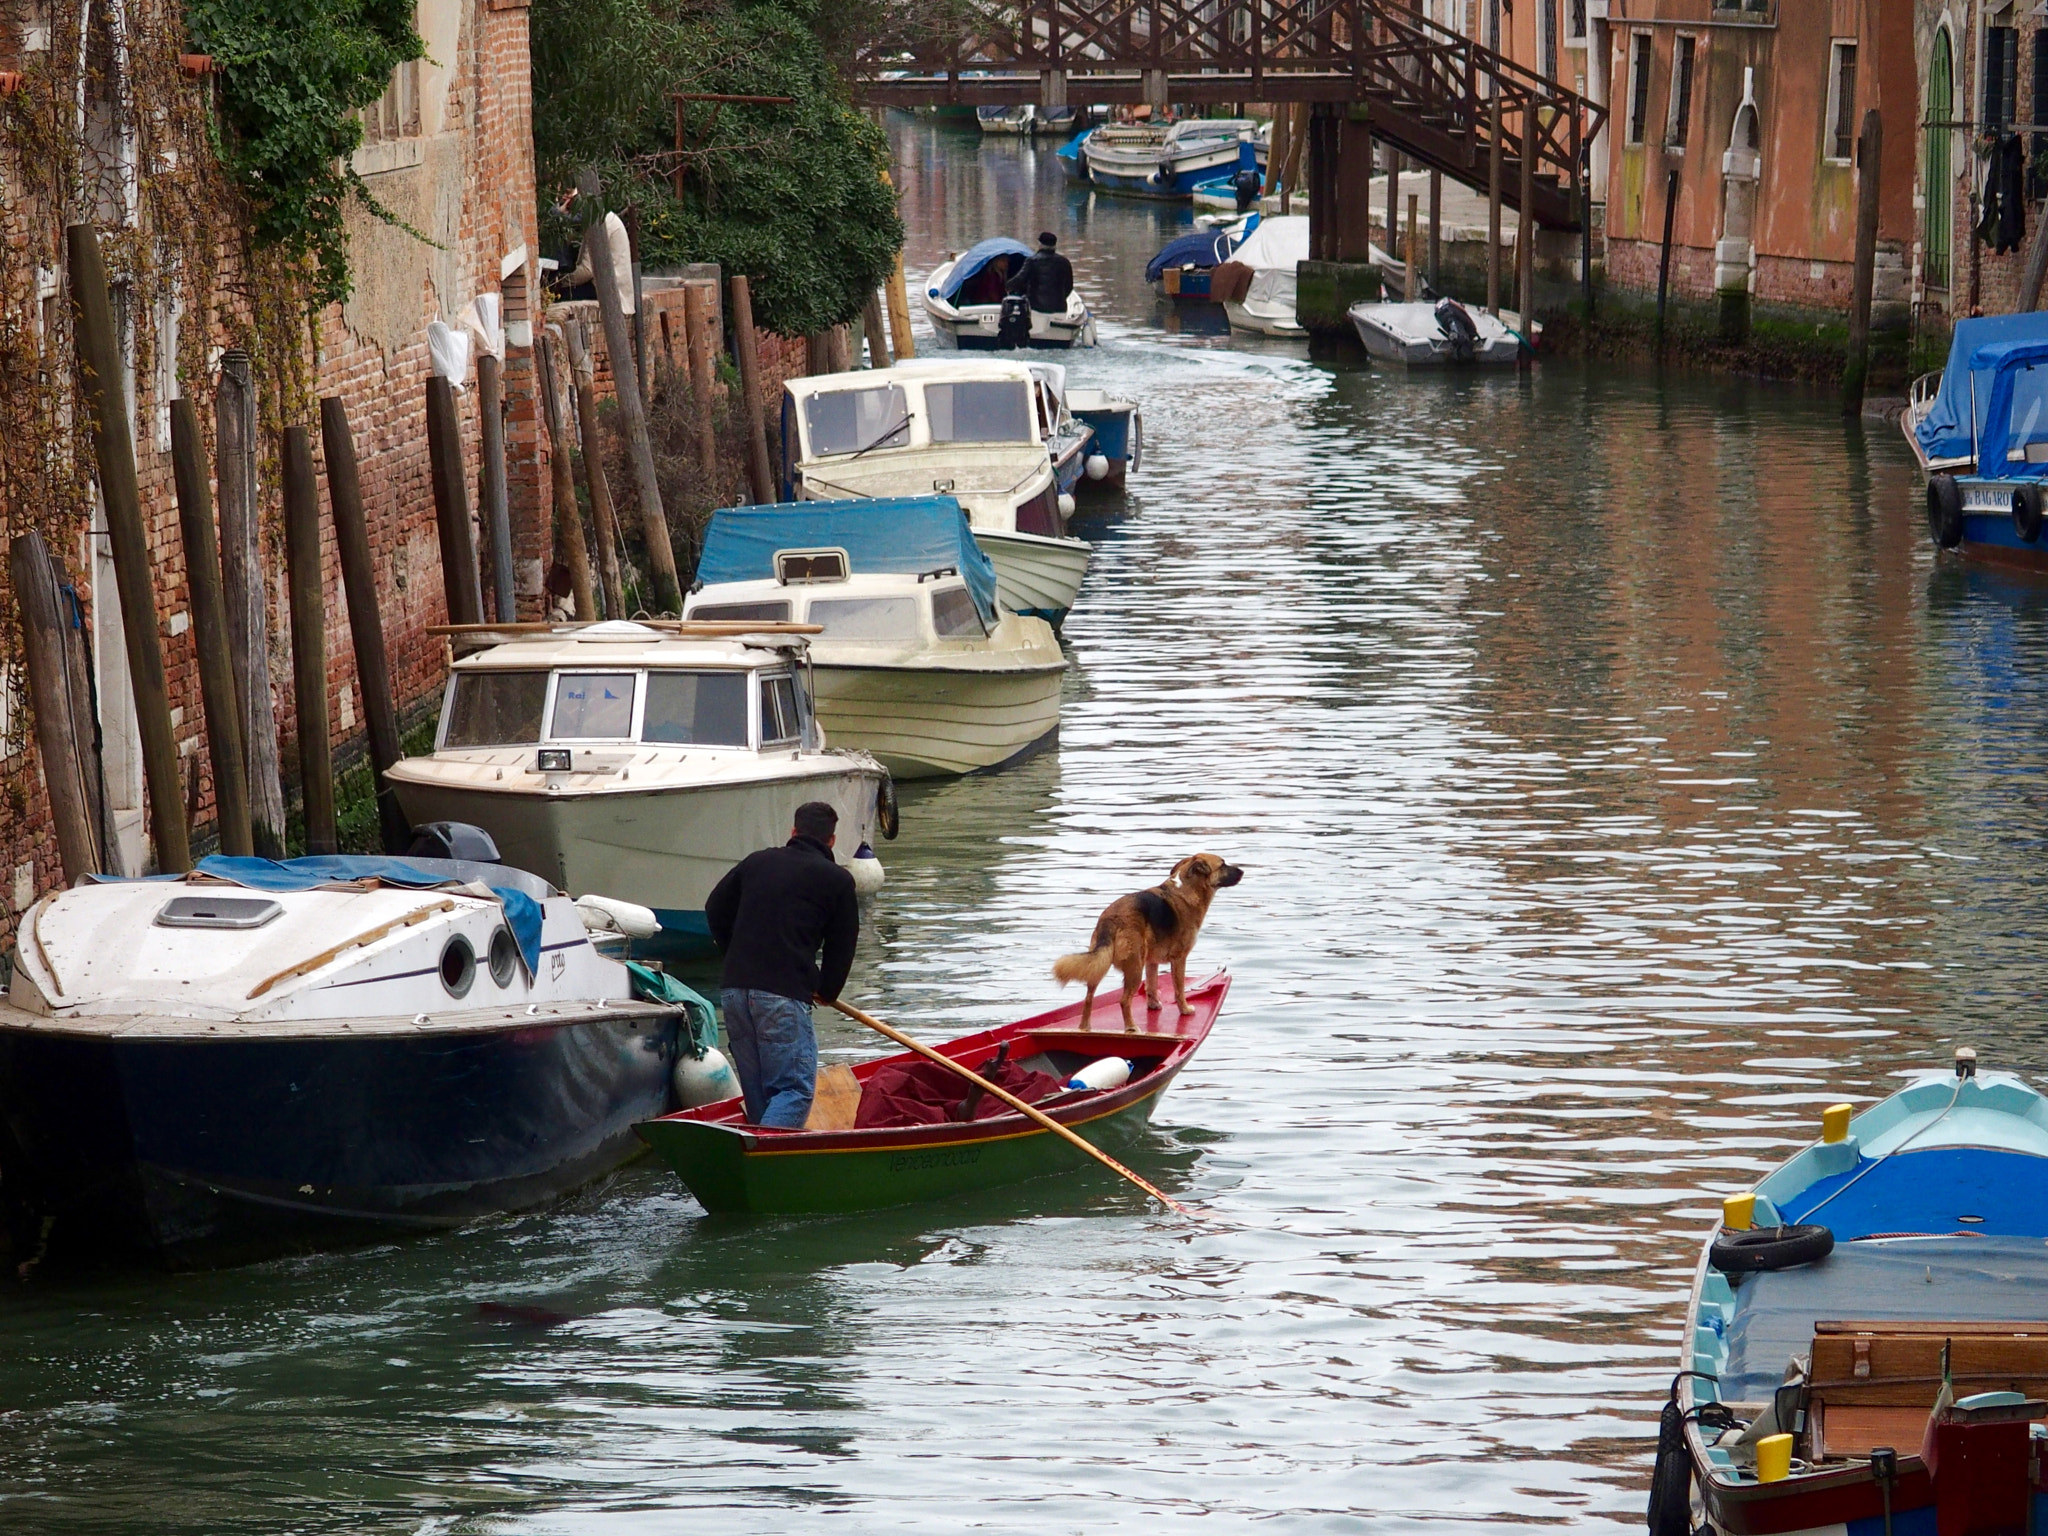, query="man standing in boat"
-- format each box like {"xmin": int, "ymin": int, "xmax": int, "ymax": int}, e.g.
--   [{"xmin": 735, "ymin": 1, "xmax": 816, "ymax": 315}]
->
[
  {"xmin": 1008, "ymin": 231, "xmax": 1074, "ymax": 312},
  {"xmin": 704, "ymin": 802, "xmax": 860, "ymax": 1128}
]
